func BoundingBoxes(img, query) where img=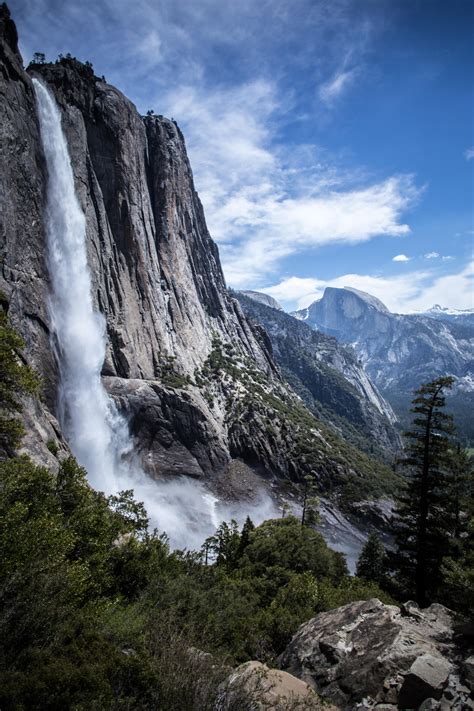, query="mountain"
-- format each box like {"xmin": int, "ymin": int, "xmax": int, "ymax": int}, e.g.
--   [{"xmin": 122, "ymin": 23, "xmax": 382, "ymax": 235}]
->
[
  {"xmin": 240, "ymin": 290, "xmax": 283, "ymax": 311},
  {"xmin": 0, "ymin": 5, "xmax": 400, "ymax": 511},
  {"xmin": 415, "ymin": 304, "xmax": 474, "ymax": 326},
  {"xmin": 293, "ymin": 287, "xmax": 474, "ymax": 442},
  {"xmin": 236, "ymin": 292, "xmax": 401, "ymax": 460}
]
